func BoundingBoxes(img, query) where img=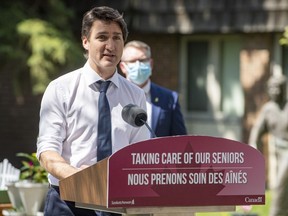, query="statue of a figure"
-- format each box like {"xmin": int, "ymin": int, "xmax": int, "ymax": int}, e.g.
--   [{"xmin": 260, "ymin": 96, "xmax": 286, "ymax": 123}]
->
[{"xmin": 249, "ymin": 73, "xmax": 288, "ymax": 216}]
